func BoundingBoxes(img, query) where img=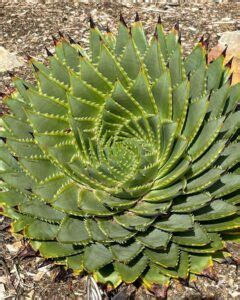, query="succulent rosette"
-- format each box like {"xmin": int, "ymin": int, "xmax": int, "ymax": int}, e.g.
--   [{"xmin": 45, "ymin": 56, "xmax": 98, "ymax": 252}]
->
[{"xmin": 0, "ymin": 14, "xmax": 240, "ymax": 291}]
